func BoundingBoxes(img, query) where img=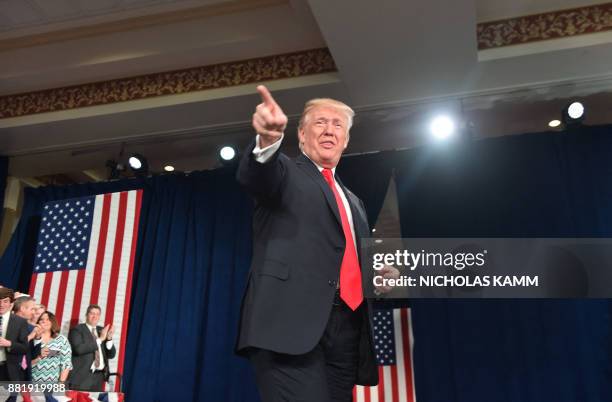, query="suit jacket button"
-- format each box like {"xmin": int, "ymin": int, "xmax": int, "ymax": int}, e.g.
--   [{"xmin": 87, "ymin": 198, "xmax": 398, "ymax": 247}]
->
[{"xmin": 328, "ymin": 280, "xmax": 337, "ymax": 287}]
